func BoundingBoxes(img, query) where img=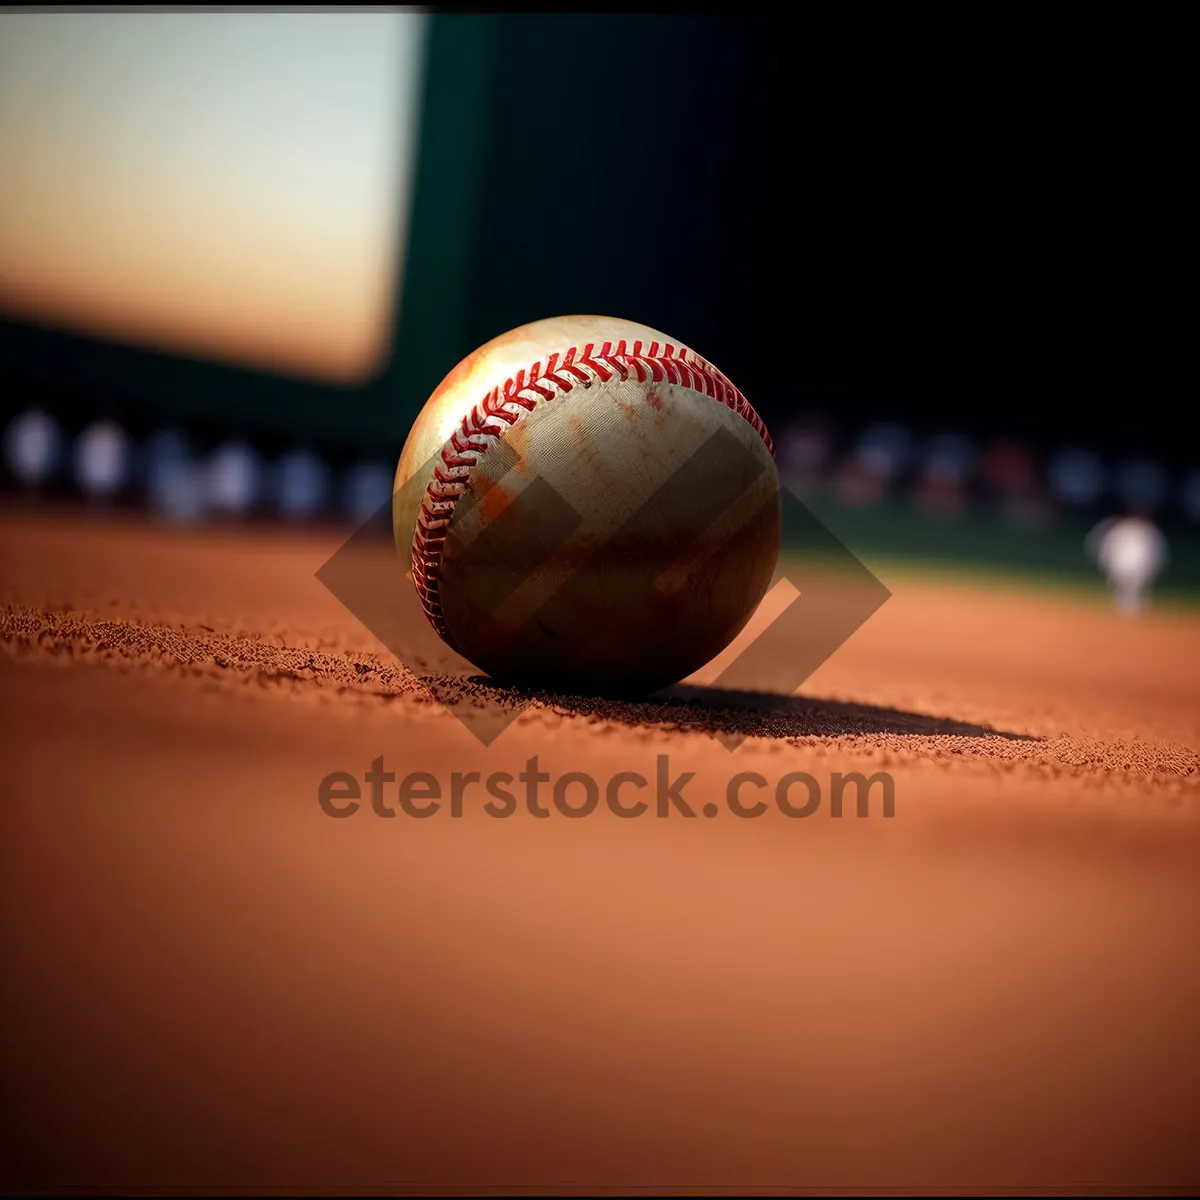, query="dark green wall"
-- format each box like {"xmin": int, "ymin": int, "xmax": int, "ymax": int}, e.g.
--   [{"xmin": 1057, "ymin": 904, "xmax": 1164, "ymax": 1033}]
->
[{"xmin": 0, "ymin": 14, "xmax": 776, "ymax": 462}]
